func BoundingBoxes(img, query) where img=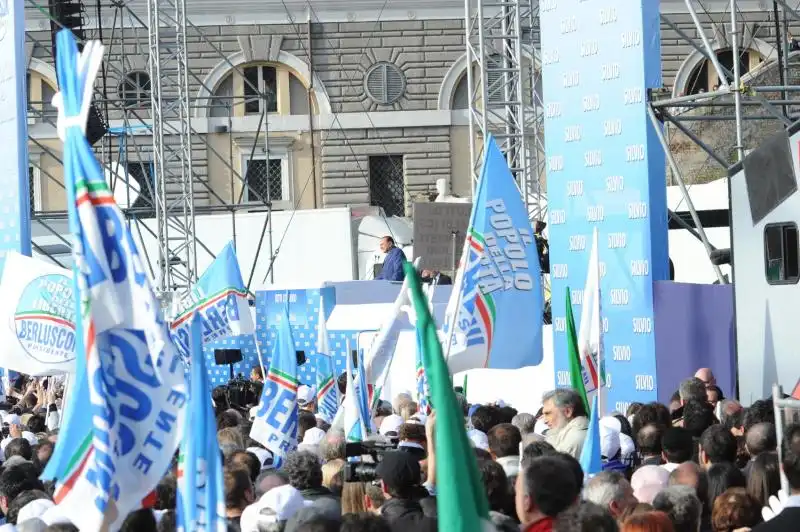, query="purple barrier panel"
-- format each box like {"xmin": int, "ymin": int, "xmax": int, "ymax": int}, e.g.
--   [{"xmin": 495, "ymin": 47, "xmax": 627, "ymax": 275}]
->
[{"xmin": 653, "ymin": 281, "xmax": 735, "ymax": 404}]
